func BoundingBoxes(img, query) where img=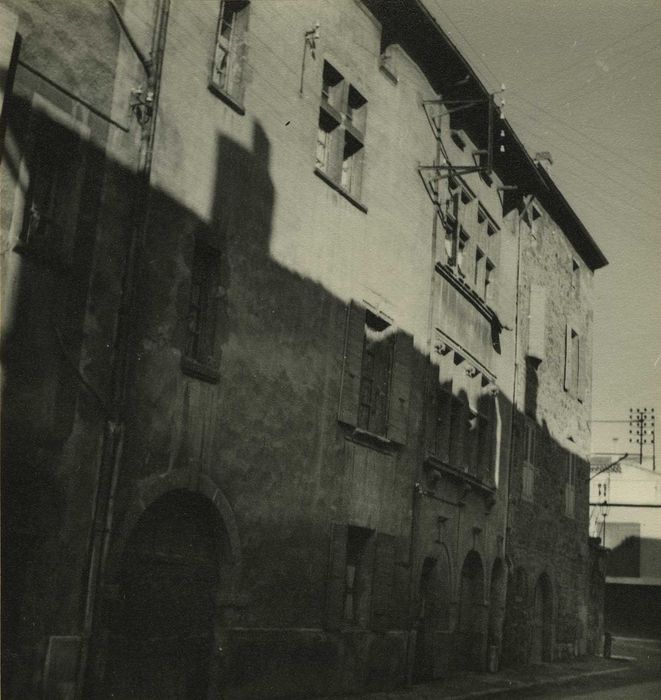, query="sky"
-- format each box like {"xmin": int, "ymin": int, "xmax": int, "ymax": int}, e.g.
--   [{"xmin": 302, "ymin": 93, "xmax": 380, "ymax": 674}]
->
[{"xmin": 427, "ymin": 0, "xmax": 661, "ymax": 438}]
